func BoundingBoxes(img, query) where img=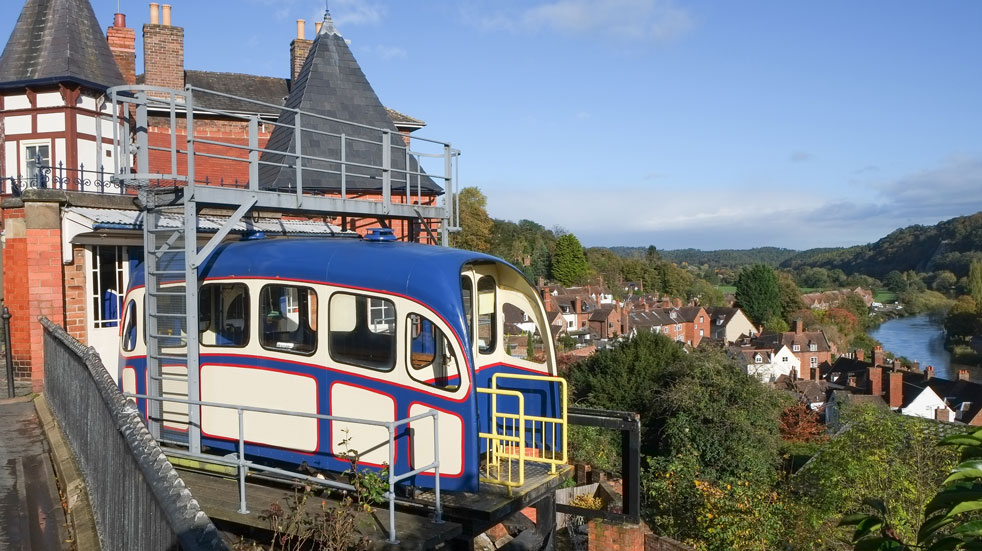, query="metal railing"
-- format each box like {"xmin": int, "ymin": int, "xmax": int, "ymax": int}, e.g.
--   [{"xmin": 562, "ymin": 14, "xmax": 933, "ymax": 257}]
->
[
  {"xmin": 478, "ymin": 373, "xmax": 568, "ymax": 494},
  {"xmin": 2, "ymin": 161, "xmax": 125, "ymax": 196},
  {"xmin": 124, "ymin": 392, "xmax": 444, "ymax": 545},
  {"xmin": 105, "ymin": 84, "xmax": 461, "ymax": 235},
  {"xmin": 41, "ymin": 317, "xmax": 229, "ymax": 551}
]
